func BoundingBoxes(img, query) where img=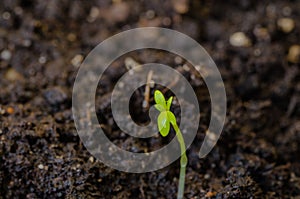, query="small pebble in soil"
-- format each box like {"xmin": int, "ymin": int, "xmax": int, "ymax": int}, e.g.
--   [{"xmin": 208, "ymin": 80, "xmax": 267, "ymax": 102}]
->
[
  {"xmin": 2, "ymin": 12, "xmax": 11, "ymax": 20},
  {"xmin": 204, "ymin": 174, "xmax": 211, "ymax": 179},
  {"xmin": 162, "ymin": 17, "xmax": 172, "ymax": 26},
  {"xmin": 43, "ymin": 87, "xmax": 68, "ymax": 106},
  {"xmin": 6, "ymin": 107, "xmax": 14, "ymax": 114},
  {"xmin": 277, "ymin": 18, "xmax": 295, "ymax": 33},
  {"xmin": 172, "ymin": 0, "xmax": 189, "ymax": 14},
  {"xmin": 205, "ymin": 191, "xmax": 217, "ymax": 198},
  {"xmin": 254, "ymin": 48, "xmax": 262, "ymax": 56},
  {"xmin": 5, "ymin": 68, "xmax": 23, "ymax": 82},
  {"xmin": 87, "ymin": 7, "xmax": 100, "ymax": 23},
  {"xmin": 1, "ymin": 49, "xmax": 12, "ymax": 60},
  {"xmin": 145, "ymin": 10, "xmax": 155, "ymax": 19},
  {"xmin": 229, "ymin": 32, "xmax": 251, "ymax": 47},
  {"xmin": 266, "ymin": 5, "xmax": 276, "ymax": 18},
  {"xmin": 253, "ymin": 27, "xmax": 270, "ymax": 41},
  {"xmin": 38, "ymin": 164, "xmax": 44, "ymax": 170},
  {"xmin": 175, "ymin": 56, "xmax": 183, "ymax": 64},
  {"xmin": 110, "ymin": 2, "xmax": 130, "ymax": 23},
  {"xmin": 0, "ymin": 107, "xmax": 5, "ymax": 115},
  {"xmin": 71, "ymin": 54, "xmax": 83, "ymax": 67},
  {"xmin": 125, "ymin": 57, "xmax": 141, "ymax": 72},
  {"xmin": 38, "ymin": 56, "xmax": 47, "ymax": 64},
  {"xmin": 89, "ymin": 156, "xmax": 94, "ymax": 163},
  {"xmin": 282, "ymin": 6, "xmax": 292, "ymax": 16},
  {"xmin": 118, "ymin": 81, "xmax": 124, "ymax": 89},
  {"xmin": 67, "ymin": 33, "xmax": 77, "ymax": 42},
  {"xmin": 183, "ymin": 64, "xmax": 190, "ymax": 72},
  {"xmin": 22, "ymin": 39, "xmax": 31, "ymax": 47},
  {"xmin": 287, "ymin": 45, "xmax": 300, "ymax": 63},
  {"xmin": 14, "ymin": 7, "xmax": 23, "ymax": 15}
]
